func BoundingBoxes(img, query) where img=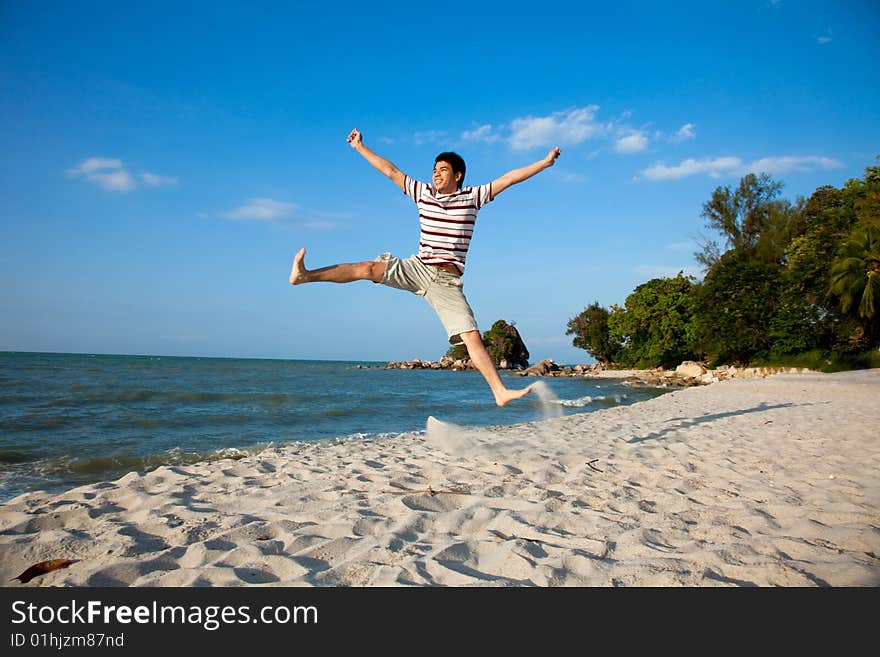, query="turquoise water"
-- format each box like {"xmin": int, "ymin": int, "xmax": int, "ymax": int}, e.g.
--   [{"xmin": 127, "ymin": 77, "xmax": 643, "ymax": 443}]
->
[{"xmin": 0, "ymin": 352, "xmax": 669, "ymax": 501}]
